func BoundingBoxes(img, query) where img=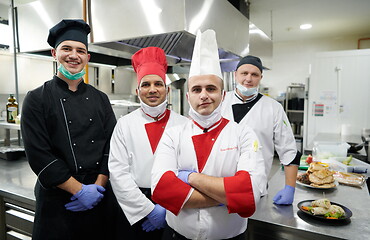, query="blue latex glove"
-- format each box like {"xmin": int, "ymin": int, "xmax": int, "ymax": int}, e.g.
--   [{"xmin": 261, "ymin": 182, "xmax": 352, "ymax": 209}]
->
[
  {"xmin": 177, "ymin": 170, "xmax": 196, "ymax": 184},
  {"xmin": 65, "ymin": 184, "xmax": 105, "ymax": 211},
  {"xmin": 144, "ymin": 204, "xmax": 166, "ymax": 230},
  {"xmin": 142, "ymin": 219, "xmax": 157, "ymax": 232},
  {"xmin": 273, "ymin": 185, "xmax": 295, "ymax": 205}
]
